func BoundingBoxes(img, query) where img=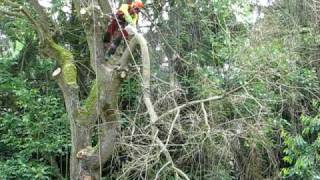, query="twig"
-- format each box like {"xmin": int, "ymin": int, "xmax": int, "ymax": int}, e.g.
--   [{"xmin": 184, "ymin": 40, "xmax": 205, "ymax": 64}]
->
[
  {"xmin": 155, "ymin": 161, "xmax": 171, "ymax": 180},
  {"xmin": 201, "ymin": 102, "xmax": 211, "ymax": 132},
  {"xmin": 164, "ymin": 108, "xmax": 180, "ymax": 144},
  {"xmin": 159, "ymin": 95, "xmax": 224, "ymax": 120},
  {"xmin": 158, "ymin": 79, "xmax": 251, "ymax": 121}
]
